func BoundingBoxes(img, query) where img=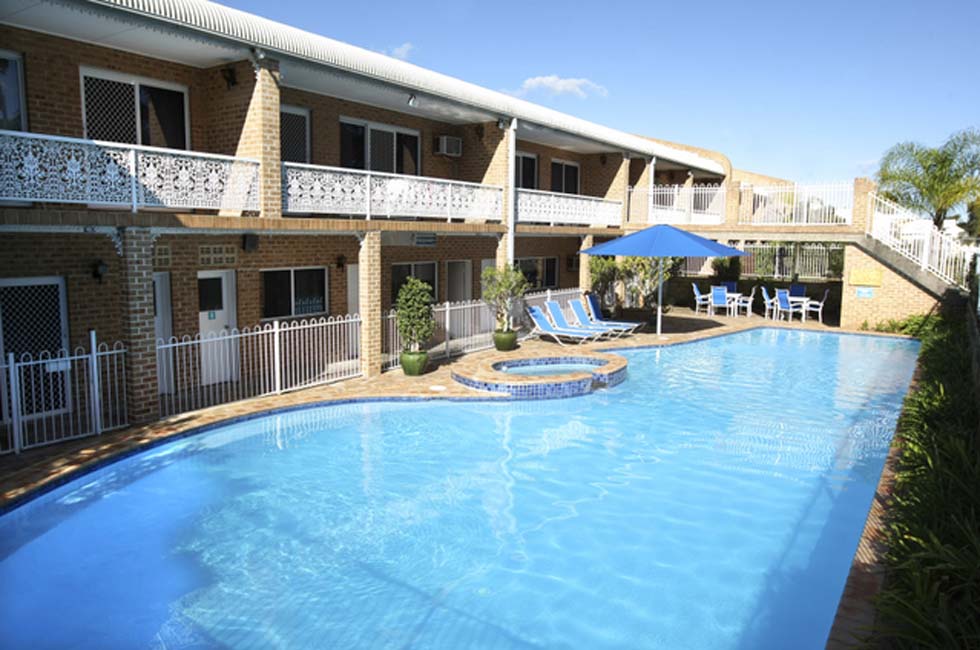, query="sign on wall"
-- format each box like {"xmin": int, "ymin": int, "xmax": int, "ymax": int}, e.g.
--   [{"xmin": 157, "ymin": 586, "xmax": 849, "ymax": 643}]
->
[
  {"xmin": 856, "ymin": 287, "xmax": 874, "ymax": 299},
  {"xmin": 849, "ymin": 268, "xmax": 883, "ymax": 287}
]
